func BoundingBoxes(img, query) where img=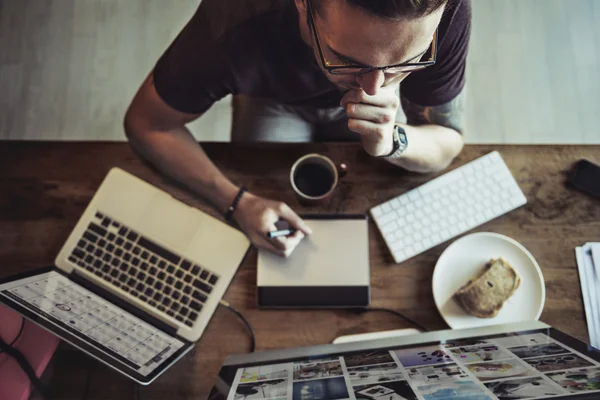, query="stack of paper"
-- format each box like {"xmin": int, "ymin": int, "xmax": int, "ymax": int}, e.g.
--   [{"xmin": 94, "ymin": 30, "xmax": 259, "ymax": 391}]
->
[{"xmin": 576, "ymin": 243, "xmax": 600, "ymax": 348}]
